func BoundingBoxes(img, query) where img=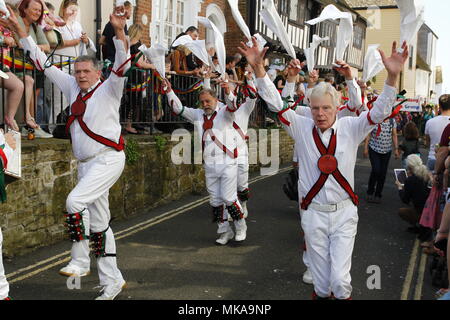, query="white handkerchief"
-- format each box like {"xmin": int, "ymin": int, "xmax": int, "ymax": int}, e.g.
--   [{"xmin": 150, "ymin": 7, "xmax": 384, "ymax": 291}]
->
[
  {"xmin": 0, "ymin": 0, "xmax": 10, "ymax": 19},
  {"xmin": 198, "ymin": 16, "xmax": 226, "ymax": 78},
  {"xmin": 227, "ymin": 0, "xmax": 252, "ymax": 40},
  {"xmin": 171, "ymin": 34, "xmax": 192, "ymax": 49},
  {"xmin": 306, "ymin": 4, "xmax": 353, "ymax": 61},
  {"xmin": 139, "ymin": 43, "xmax": 166, "ymax": 79},
  {"xmin": 259, "ymin": 0, "xmax": 297, "ymax": 59},
  {"xmin": 362, "ymin": 44, "xmax": 384, "ymax": 82},
  {"xmin": 184, "ymin": 40, "xmax": 211, "ymax": 67},
  {"xmin": 304, "ymin": 35, "xmax": 329, "ymax": 72},
  {"xmin": 246, "ymin": 33, "xmax": 267, "ymax": 52},
  {"xmin": 396, "ymin": 0, "xmax": 425, "ymax": 52}
]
